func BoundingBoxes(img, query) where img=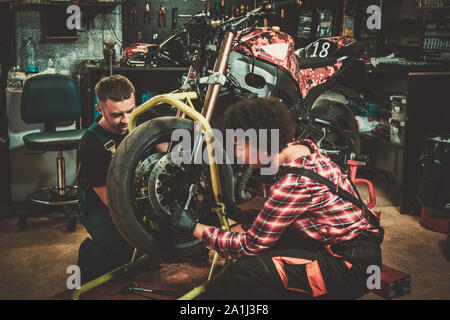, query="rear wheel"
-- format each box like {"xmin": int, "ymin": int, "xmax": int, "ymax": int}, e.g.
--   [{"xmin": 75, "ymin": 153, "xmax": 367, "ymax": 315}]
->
[
  {"xmin": 297, "ymin": 102, "xmax": 360, "ymax": 168},
  {"xmin": 106, "ymin": 117, "xmax": 233, "ymax": 258}
]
